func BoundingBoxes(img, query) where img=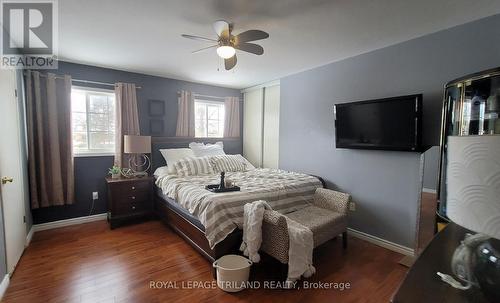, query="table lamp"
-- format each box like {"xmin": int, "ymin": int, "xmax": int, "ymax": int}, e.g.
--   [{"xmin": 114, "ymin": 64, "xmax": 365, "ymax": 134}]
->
[
  {"xmin": 124, "ymin": 135, "xmax": 151, "ymax": 177},
  {"xmin": 438, "ymin": 135, "xmax": 500, "ymax": 301}
]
